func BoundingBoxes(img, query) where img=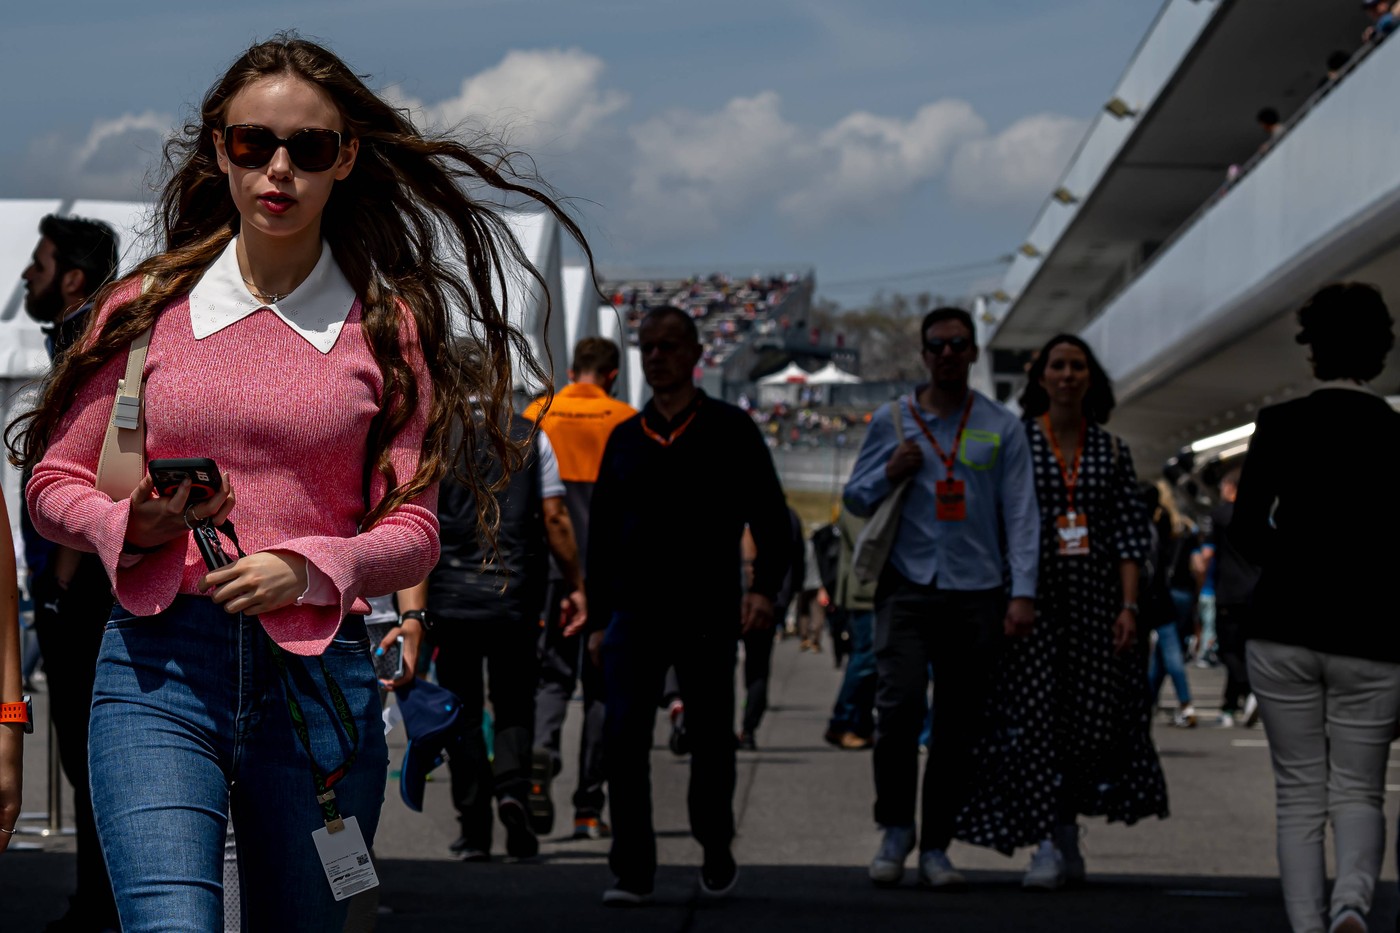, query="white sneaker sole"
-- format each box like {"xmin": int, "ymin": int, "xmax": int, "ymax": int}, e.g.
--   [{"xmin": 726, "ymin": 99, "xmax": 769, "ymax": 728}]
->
[
  {"xmin": 869, "ymin": 860, "xmax": 905, "ymax": 886},
  {"xmin": 602, "ymin": 888, "xmax": 652, "ymax": 907}
]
